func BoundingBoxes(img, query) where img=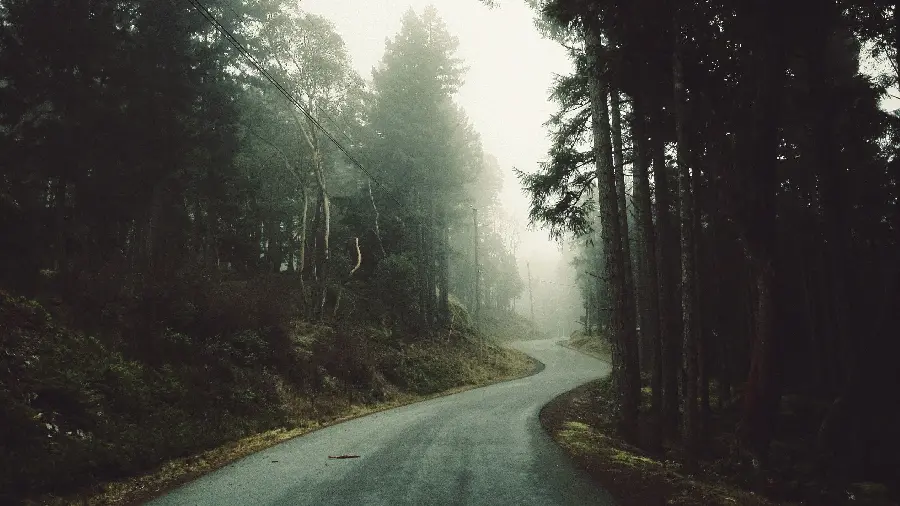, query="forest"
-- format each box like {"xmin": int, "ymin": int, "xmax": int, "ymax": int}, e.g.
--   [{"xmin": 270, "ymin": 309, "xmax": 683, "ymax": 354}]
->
[
  {"xmin": 0, "ymin": 1, "xmax": 531, "ymax": 502},
  {"xmin": 521, "ymin": 0, "xmax": 900, "ymax": 502},
  {"xmin": 4, "ymin": 0, "xmax": 900, "ymax": 504}
]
